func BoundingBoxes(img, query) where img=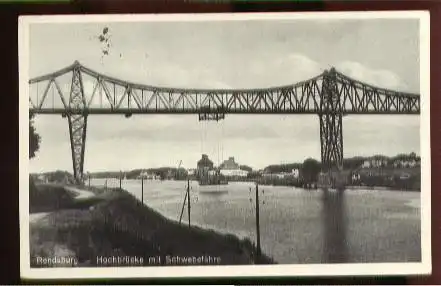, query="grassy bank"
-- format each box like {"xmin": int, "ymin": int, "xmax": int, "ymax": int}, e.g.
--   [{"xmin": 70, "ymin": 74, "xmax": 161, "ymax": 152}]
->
[
  {"xmin": 30, "ymin": 182, "xmax": 274, "ymax": 267},
  {"xmin": 29, "ymin": 180, "xmax": 106, "ymax": 213}
]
